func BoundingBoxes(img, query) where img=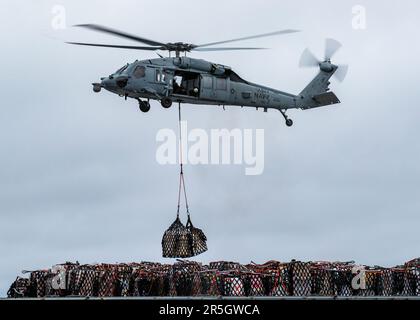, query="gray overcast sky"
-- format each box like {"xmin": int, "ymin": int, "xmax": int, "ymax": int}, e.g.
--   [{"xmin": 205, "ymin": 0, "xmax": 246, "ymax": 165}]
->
[{"xmin": 1, "ymin": 0, "xmax": 420, "ymax": 296}]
